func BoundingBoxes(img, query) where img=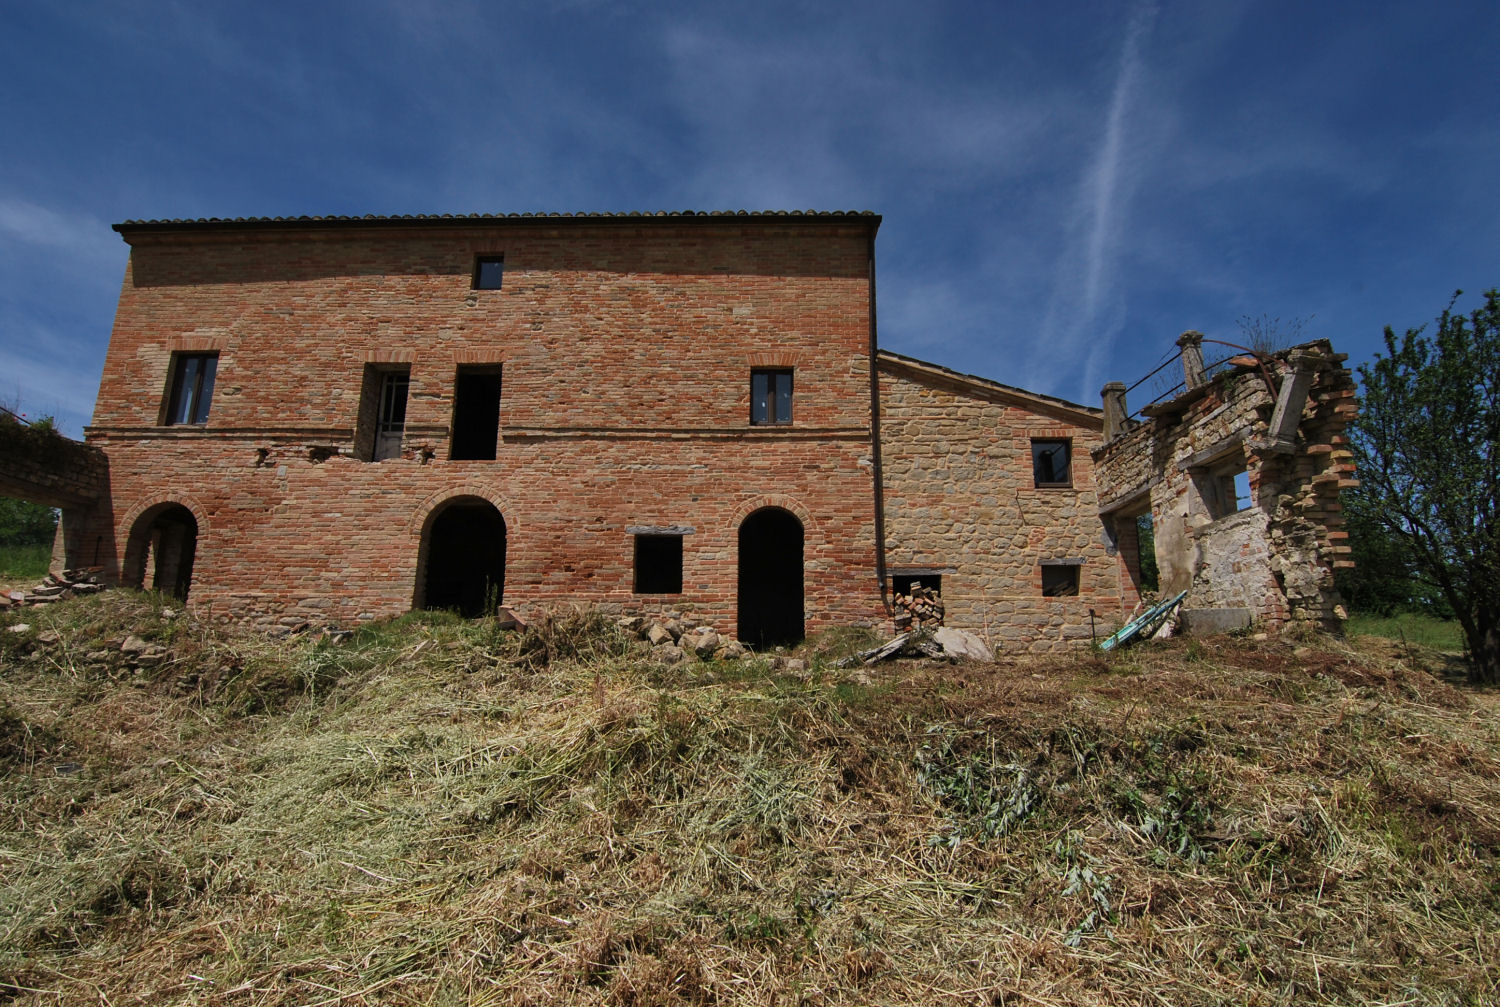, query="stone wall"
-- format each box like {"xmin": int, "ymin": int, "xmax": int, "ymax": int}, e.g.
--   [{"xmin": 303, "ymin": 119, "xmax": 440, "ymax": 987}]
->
[
  {"xmin": 877, "ymin": 353, "xmax": 1135, "ymax": 653},
  {"xmin": 83, "ymin": 214, "xmax": 887, "ymax": 636},
  {"xmin": 1093, "ymin": 339, "xmax": 1357, "ymax": 631}
]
